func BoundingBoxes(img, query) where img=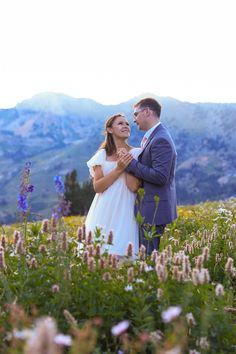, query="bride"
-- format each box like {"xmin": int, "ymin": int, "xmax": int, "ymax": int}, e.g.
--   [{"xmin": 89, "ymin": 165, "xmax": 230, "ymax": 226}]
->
[{"xmin": 85, "ymin": 113, "xmax": 141, "ymax": 256}]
